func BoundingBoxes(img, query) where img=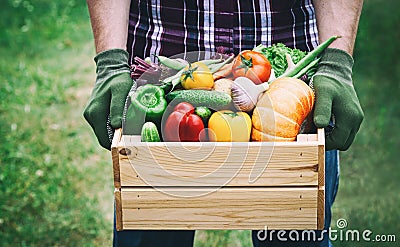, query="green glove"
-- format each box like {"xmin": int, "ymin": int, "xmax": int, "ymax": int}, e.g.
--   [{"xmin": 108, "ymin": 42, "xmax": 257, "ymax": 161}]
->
[
  {"xmin": 312, "ymin": 48, "xmax": 364, "ymax": 151},
  {"xmin": 83, "ymin": 49, "xmax": 134, "ymax": 150}
]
